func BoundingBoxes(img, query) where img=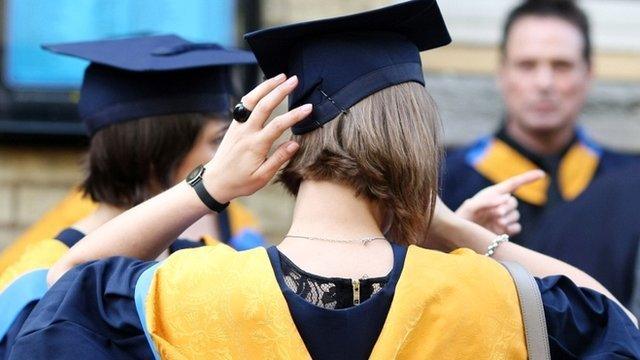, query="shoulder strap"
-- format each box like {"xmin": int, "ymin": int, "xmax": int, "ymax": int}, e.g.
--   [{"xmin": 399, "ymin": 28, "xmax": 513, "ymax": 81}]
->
[{"xmin": 500, "ymin": 261, "xmax": 551, "ymax": 360}]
